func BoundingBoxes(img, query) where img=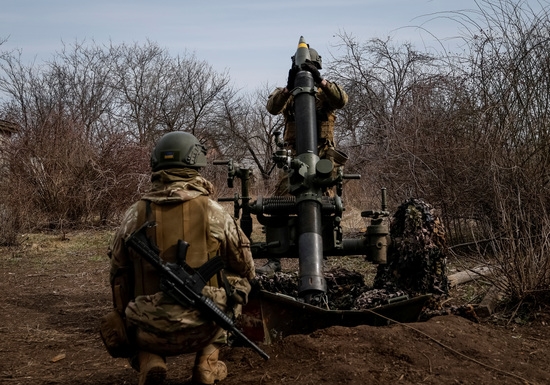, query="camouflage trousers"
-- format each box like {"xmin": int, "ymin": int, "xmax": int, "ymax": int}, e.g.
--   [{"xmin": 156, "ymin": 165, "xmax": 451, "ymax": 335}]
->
[{"xmin": 125, "ymin": 287, "xmax": 230, "ymax": 356}]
